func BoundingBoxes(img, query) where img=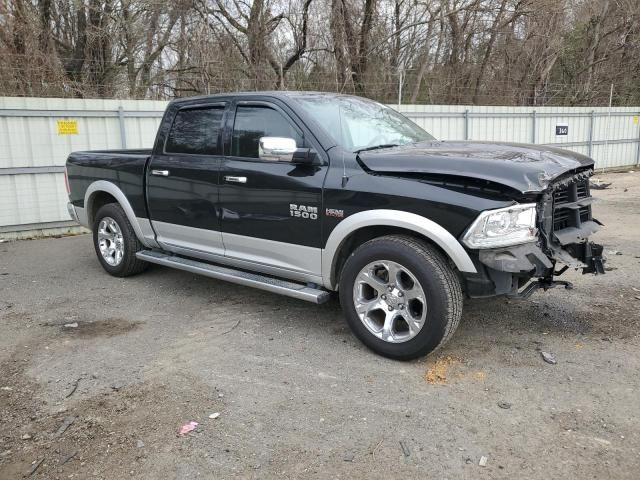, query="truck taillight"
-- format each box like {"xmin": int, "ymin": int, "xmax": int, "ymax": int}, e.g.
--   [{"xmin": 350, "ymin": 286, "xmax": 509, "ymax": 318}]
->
[{"xmin": 64, "ymin": 168, "xmax": 70, "ymax": 195}]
